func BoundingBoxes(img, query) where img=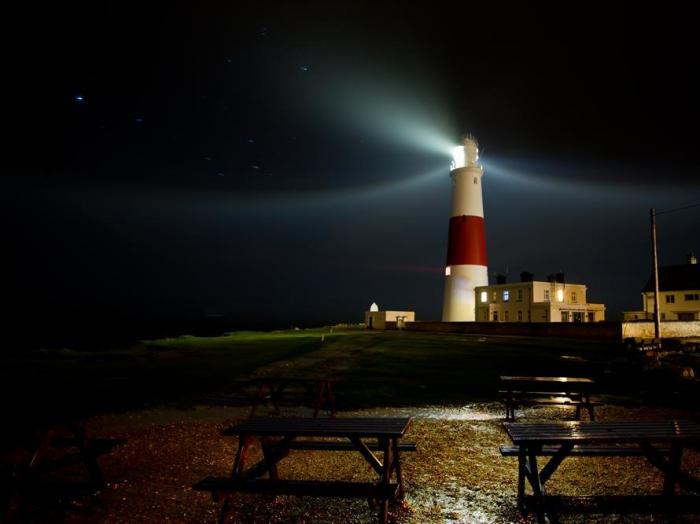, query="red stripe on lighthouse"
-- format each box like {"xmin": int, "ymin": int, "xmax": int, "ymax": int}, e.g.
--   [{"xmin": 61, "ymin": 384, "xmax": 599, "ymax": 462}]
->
[{"xmin": 446, "ymin": 215, "xmax": 487, "ymax": 266}]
